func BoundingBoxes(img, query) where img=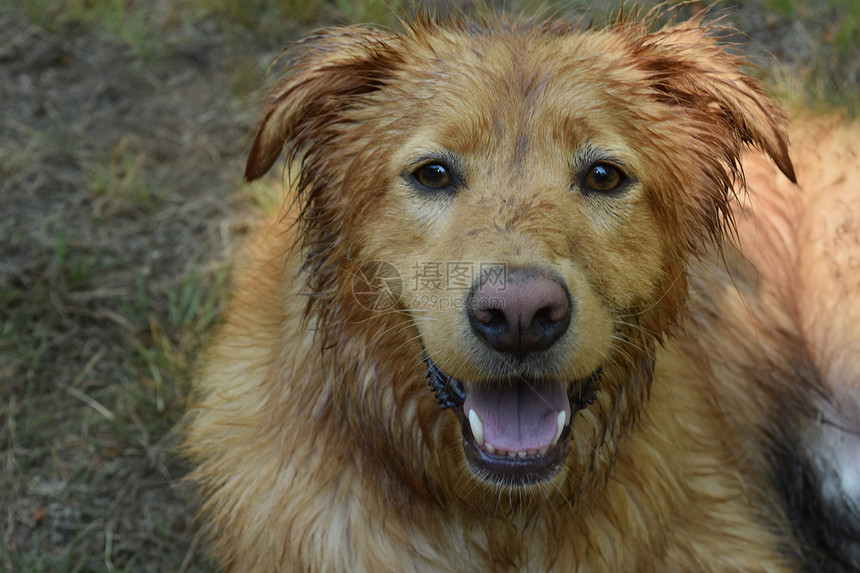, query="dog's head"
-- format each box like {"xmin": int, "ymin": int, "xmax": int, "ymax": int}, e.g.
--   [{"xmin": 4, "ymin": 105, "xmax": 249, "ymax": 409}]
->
[{"xmin": 245, "ymin": 14, "xmax": 794, "ymax": 501}]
